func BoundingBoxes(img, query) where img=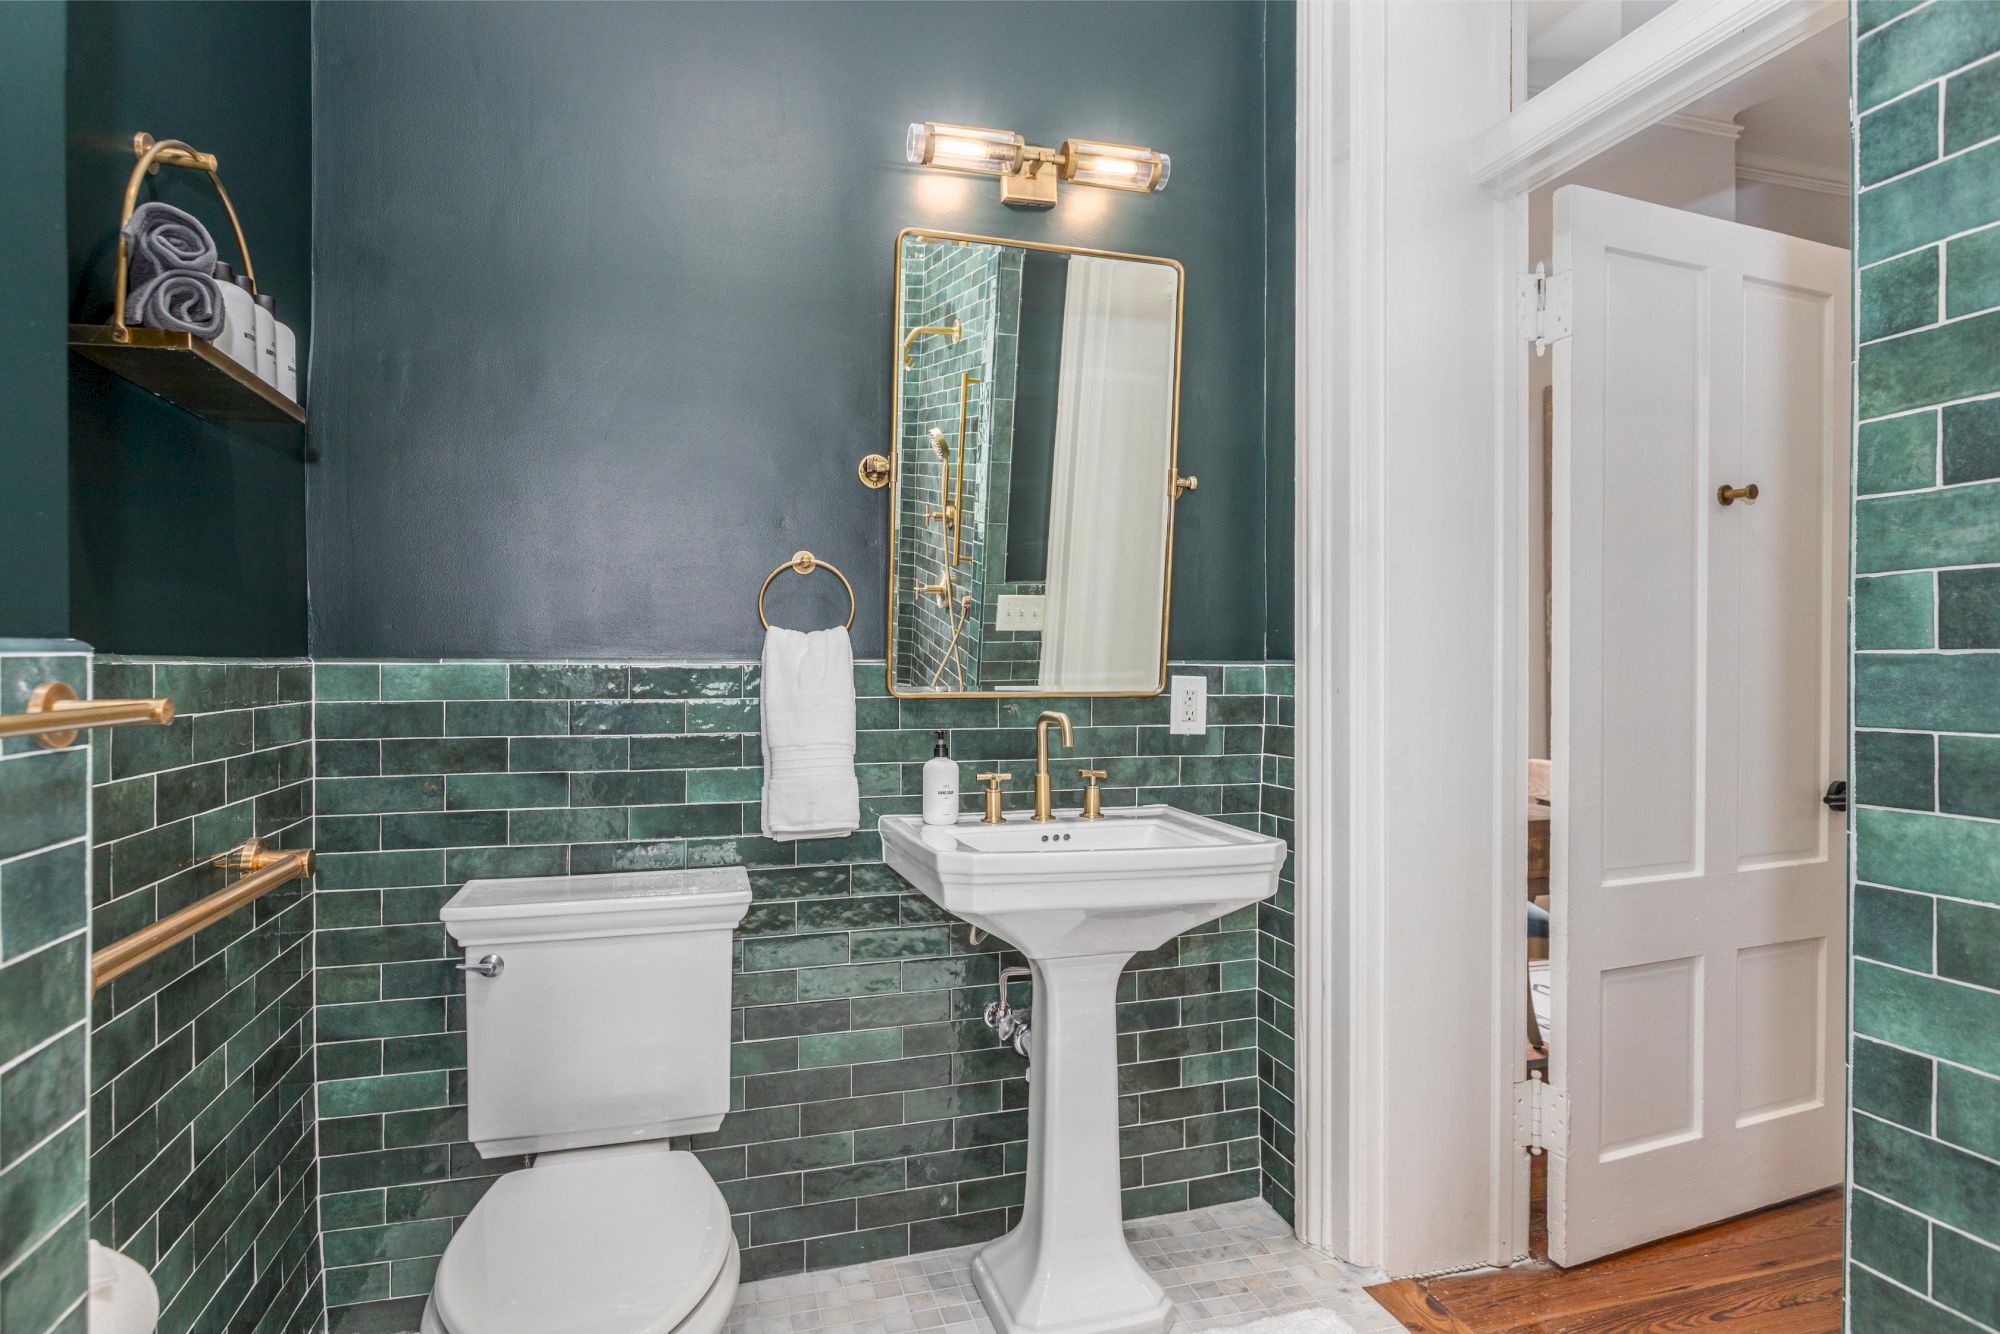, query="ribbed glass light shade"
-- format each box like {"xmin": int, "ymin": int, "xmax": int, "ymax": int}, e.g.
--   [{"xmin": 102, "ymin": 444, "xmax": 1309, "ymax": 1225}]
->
[
  {"xmin": 1060, "ymin": 139, "xmax": 1170, "ymax": 193},
  {"xmin": 906, "ymin": 122, "xmax": 1023, "ymax": 177}
]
